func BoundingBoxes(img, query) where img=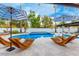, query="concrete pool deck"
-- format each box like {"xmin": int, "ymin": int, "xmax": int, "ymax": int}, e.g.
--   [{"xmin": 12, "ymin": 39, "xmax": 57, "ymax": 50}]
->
[{"xmin": 0, "ymin": 37, "xmax": 79, "ymax": 56}]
